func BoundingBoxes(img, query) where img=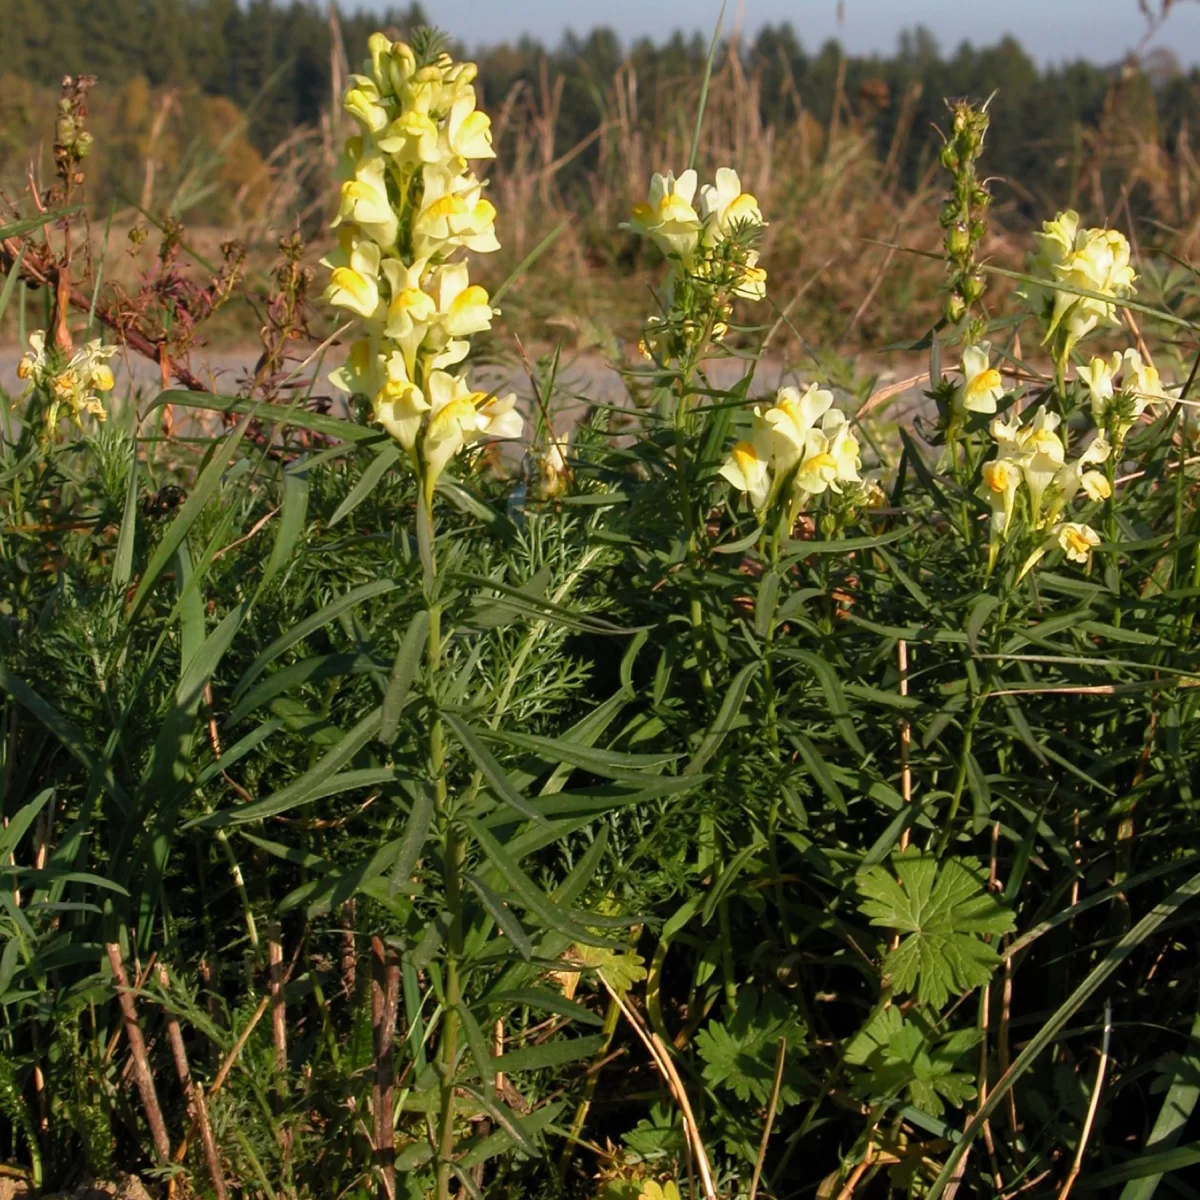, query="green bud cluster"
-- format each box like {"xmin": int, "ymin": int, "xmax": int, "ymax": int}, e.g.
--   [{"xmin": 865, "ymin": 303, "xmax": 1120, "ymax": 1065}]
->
[{"xmin": 938, "ymin": 98, "xmax": 992, "ymax": 339}]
